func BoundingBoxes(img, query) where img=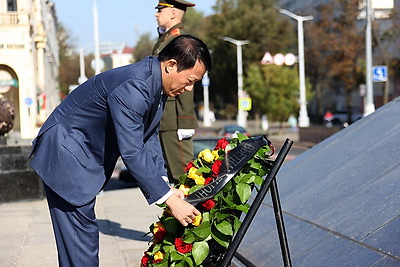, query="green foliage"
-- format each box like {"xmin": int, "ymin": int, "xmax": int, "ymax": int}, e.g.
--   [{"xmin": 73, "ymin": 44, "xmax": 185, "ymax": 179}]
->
[
  {"xmin": 133, "ymin": 33, "xmax": 156, "ymax": 61},
  {"xmin": 200, "ymin": 0, "xmax": 296, "ymax": 111},
  {"xmin": 304, "ymin": 0, "xmax": 364, "ymax": 115},
  {"xmin": 245, "ymin": 64, "xmax": 313, "ymax": 122},
  {"xmin": 57, "ymin": 23, "xmax": 94, "ymax": 98}
]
